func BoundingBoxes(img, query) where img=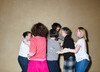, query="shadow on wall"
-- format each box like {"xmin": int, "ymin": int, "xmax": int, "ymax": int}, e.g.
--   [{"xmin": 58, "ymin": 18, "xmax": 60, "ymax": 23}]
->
[{"xmin": 86, "ymin": 29, "xmax": 92, "ymax": 72}]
